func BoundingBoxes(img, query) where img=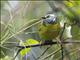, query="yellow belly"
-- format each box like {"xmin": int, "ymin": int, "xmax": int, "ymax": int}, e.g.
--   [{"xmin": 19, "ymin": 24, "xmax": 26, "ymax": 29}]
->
[{"xmin": 38, "ymin": 23, "xmax": 61, "ymax": 40}]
